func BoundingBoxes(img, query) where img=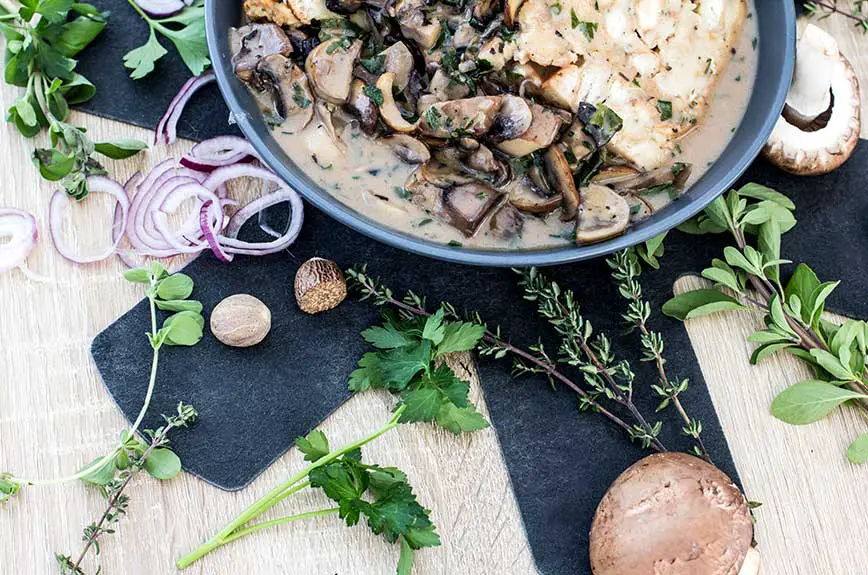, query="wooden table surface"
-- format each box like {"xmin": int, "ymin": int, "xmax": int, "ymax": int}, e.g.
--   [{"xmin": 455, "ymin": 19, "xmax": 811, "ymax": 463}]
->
[{"xmin": 2, "ymin": 14, "xmax": 867, "ymax": 575}]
